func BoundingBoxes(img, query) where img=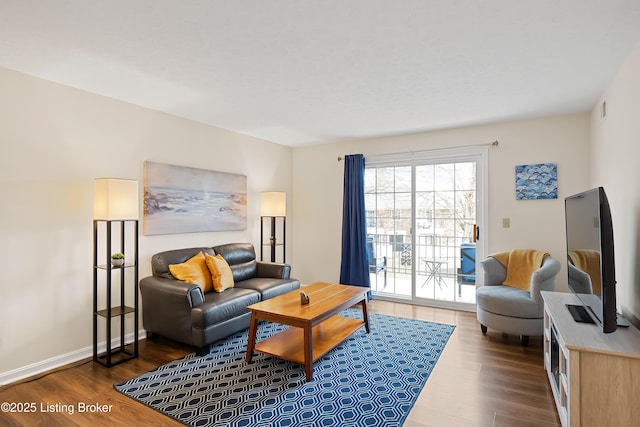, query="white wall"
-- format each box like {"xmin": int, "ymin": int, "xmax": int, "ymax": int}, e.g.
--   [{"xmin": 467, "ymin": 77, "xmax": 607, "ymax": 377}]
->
[
  {"xmin": 590, "ymin": 42, "xmax": 640, "ymax": 322},
  {"xmin": 292, "ymin": 113, "xmax": 591, "ymax": 291},
  {"xmin": 0, "ymin": 67, "xmax": 293, "ymax": 380}
]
